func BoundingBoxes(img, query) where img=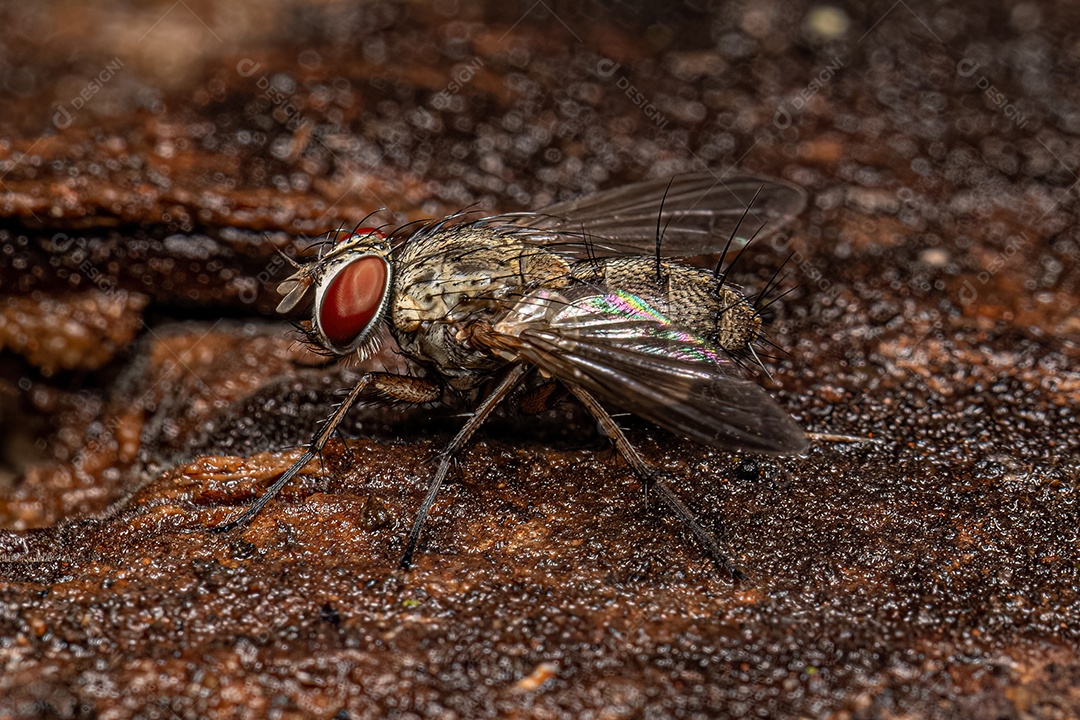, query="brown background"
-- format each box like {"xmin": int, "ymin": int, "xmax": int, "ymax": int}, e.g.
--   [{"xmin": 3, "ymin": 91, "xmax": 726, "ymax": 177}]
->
[{"xmin": 0, "ymin": 1, "xmax": 1077, "ymax": 718}]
